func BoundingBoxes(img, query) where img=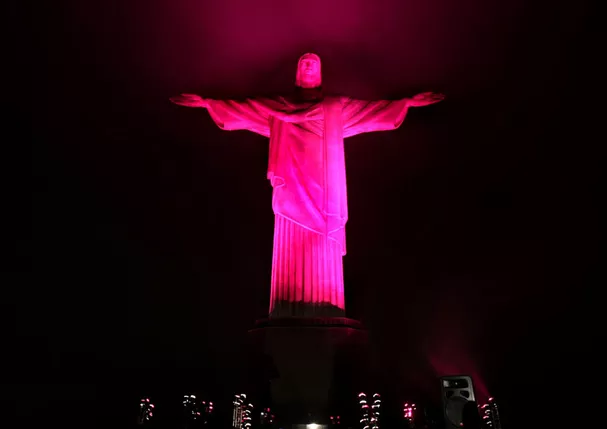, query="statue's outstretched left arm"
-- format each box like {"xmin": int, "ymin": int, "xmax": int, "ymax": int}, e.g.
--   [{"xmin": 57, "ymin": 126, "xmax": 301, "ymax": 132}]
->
[{"xmin": 342, "ymin": 92, "xmax": 444, "ymax": 138}]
